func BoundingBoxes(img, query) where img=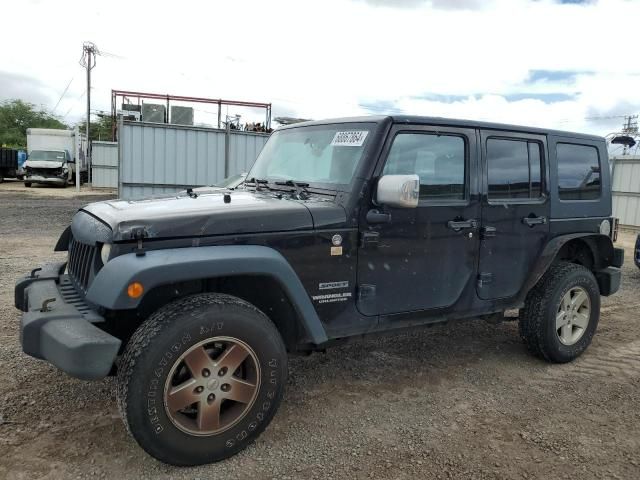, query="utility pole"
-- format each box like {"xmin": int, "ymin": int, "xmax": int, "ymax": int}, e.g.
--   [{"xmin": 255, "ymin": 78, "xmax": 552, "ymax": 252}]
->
[
  {"xmin": 620, "ymin": 115, "xmax": 638, "ymax": 155},
  {"xmin": 80, "ymin": 42, "xmax": 98, "ymax": 189}
]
